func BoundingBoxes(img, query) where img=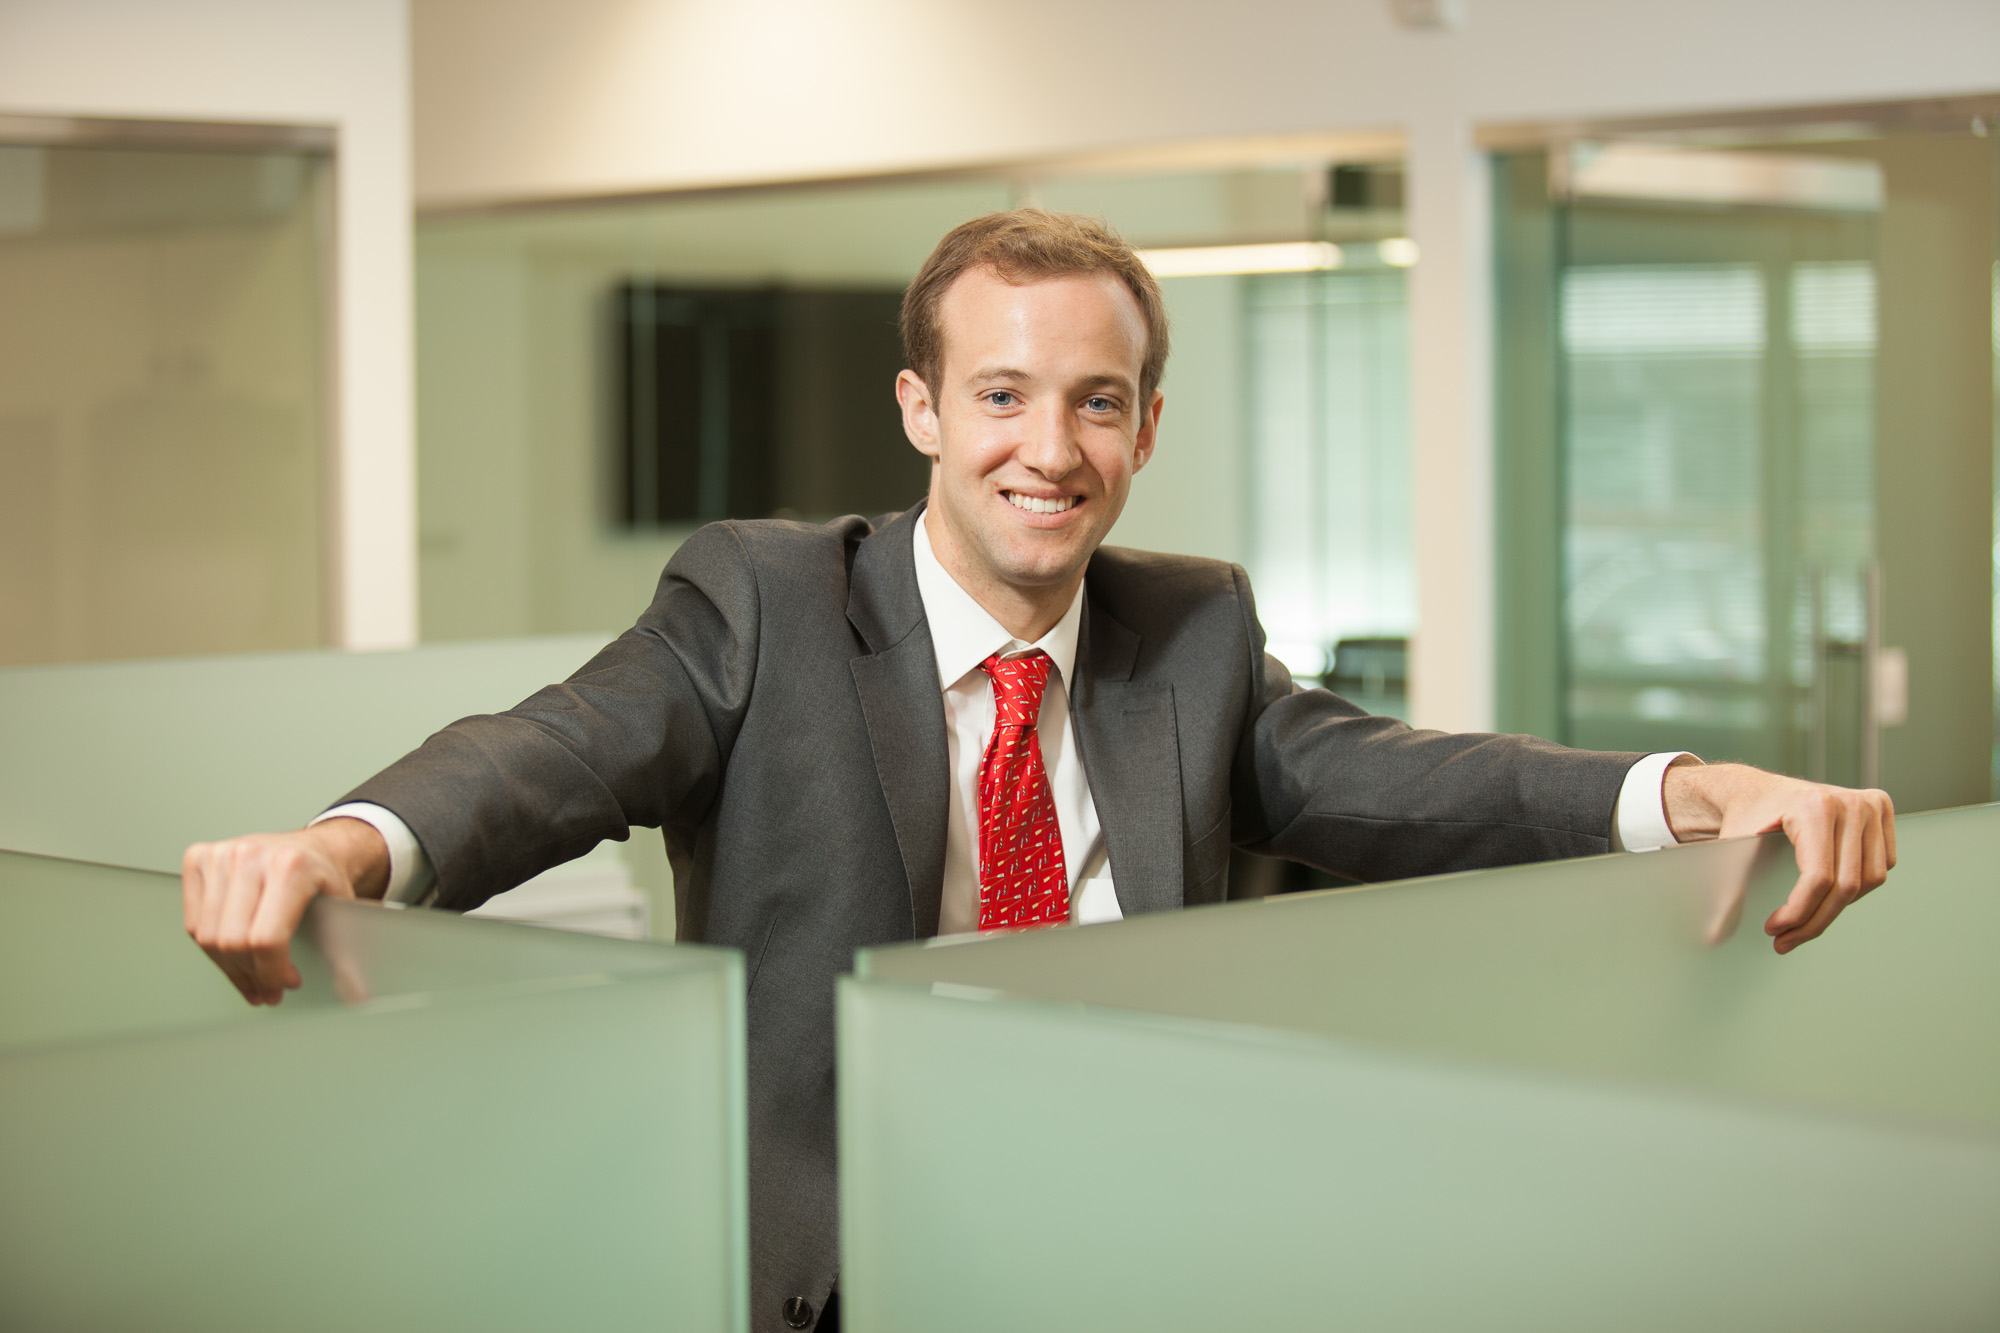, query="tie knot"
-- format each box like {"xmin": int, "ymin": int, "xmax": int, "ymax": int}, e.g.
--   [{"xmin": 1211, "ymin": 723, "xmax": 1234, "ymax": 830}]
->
[{"xmin": 980, "ymin": 650, "xmax": 1053, "ymax": 727}]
